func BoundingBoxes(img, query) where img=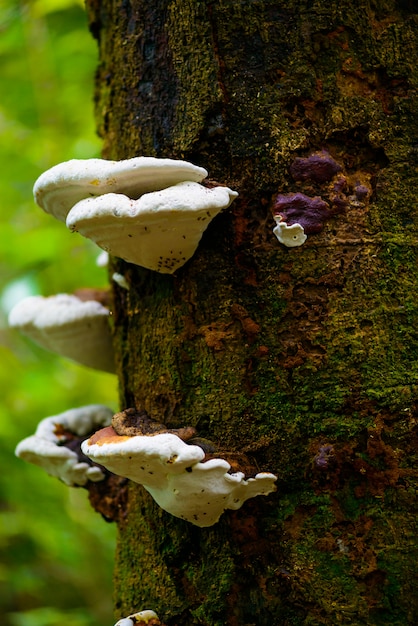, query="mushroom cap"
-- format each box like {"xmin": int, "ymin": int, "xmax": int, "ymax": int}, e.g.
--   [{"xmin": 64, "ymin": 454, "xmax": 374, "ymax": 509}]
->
[
  {"xmin": 66, "ymin": 181, "xmax": 238, "ymax": 273},
  {"xmin": 33, "ymin": 157, "xmax": 208, "ymax": 222},
  {"xmin": 15, "ymin": 405, "xmax": 113, "ymax": 486},
  {"xmin": 8, "ymin": 293, "xmax": 115, "ymax": 373},
  {"xmin": 114, "ymin": 610, "xmax": 160, "ymax": 626},
  {"xmin": 273, "ymin": 218, "xmax": 307, "ymax": 247},
  {"xmin": 82, "ymin": 428, "xmax": 277, "ymax": 527}
]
